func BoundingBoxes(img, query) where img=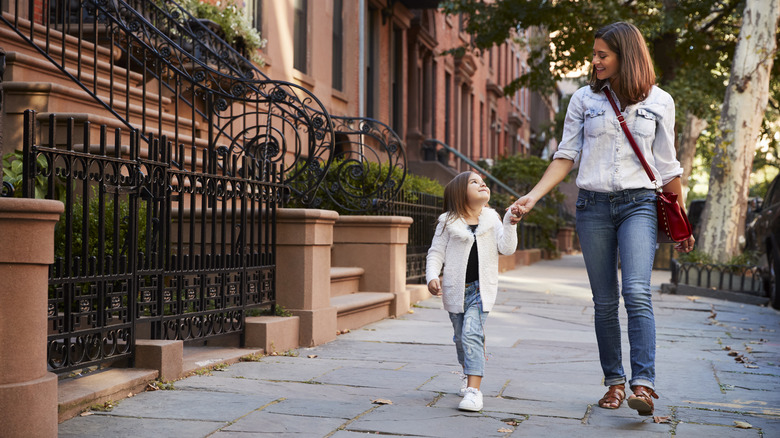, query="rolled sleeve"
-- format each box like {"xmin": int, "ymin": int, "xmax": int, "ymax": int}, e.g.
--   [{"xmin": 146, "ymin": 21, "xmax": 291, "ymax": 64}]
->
[{"xmin": 552, "ymin": 88, "xmax": 585, "ymax": 163}]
